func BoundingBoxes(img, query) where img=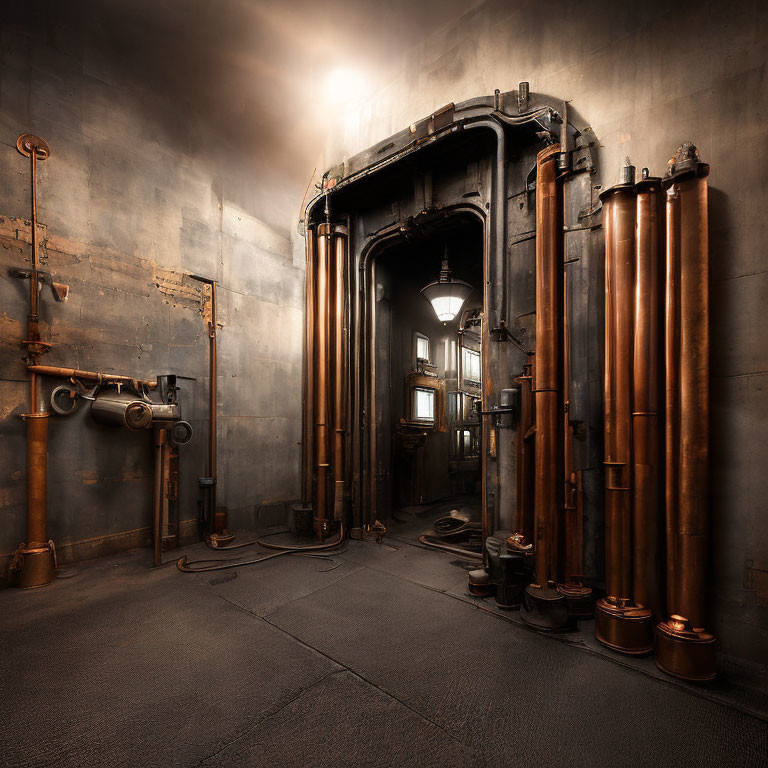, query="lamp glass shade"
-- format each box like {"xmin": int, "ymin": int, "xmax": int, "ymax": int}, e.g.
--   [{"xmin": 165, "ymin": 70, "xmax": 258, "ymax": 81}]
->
[{"xmin": 420, "ymin": 279, "xmax": 473, "ymax": 322}]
